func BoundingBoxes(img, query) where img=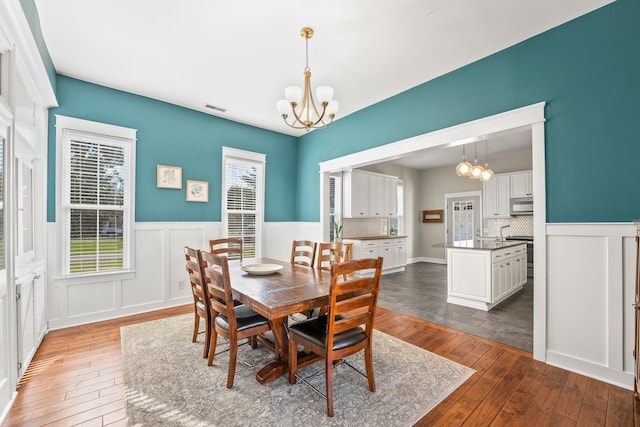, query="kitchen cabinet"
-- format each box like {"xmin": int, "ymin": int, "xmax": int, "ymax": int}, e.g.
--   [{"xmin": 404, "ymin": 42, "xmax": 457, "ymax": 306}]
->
[
  {"xmin": 343, "ymin": 170, "xmax": 398, "ymax": 218},
  {"xmin": 510, "ymin": 170, "xmax": 533, "ymax": 198},
  {"xmin": 343, "ymin": 237, "xmax": 406, "ymax": 274},
  {"xmin": 447, "ymin": 243, "xmax": 526, "ymax": 311},
  {"xmin": 483, "ymin": 174, "xmax": 511, "ymax": 218},
  {"xmin": 343, "ymin": 170, "xmax": 370, "ymax": 217}
]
